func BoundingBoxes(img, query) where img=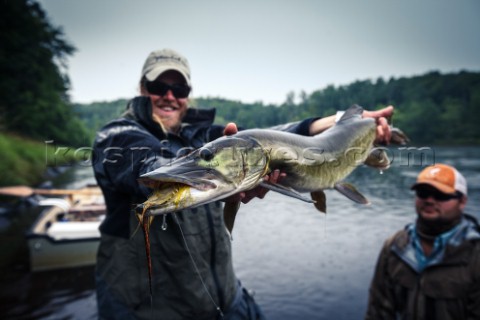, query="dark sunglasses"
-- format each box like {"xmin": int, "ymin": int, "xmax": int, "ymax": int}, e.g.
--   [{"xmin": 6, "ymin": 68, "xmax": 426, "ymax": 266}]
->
[
  {"xmin": 415, "ymin": 189, "xmax": 461, "ymax": 202},
  {"xmin": 145, "ymin": 81, "xmax": 191, "ymax": 98}
]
